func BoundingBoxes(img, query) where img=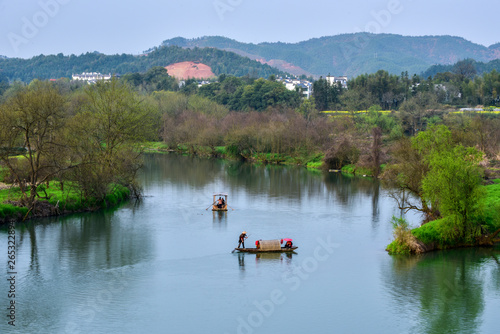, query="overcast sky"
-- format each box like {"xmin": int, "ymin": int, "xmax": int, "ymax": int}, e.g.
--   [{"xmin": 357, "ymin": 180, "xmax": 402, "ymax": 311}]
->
[{"xmin": 0, "ymin": 0, "xmax": 498, "ymax": 59}]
